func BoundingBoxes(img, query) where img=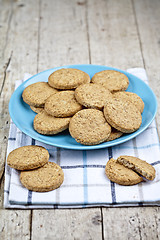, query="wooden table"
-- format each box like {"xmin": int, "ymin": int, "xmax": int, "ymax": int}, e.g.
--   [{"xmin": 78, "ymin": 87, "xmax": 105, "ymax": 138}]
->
[{"xmin": 0, "ymin": 0, "xmax": 160, "ymax": 239}]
